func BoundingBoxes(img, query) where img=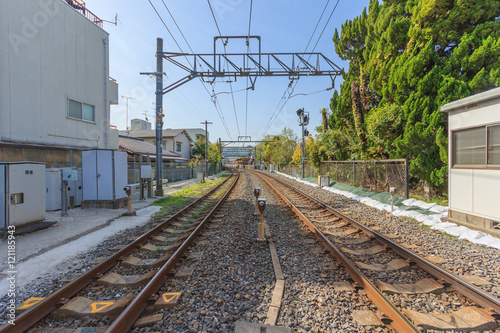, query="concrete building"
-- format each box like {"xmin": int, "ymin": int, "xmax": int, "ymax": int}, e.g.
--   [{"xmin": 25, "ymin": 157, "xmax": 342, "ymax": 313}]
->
[
  {"xmin": 185, "ymin": 128, "xmax": 207, "ymax": 142},
  {"xmin": 0, "ymin": 0, "xmax": 119, "ymax": 167},
  {"xmin": 131, "ymin": 118, "xmax": 152, "ymax": 131},
  {"xmin": 441, "ymin": 87, "xmax": 500, "ymax": 233},
  {"xmin": 120, "ymin": 128, "xmax": 194, "ymax": 161}
]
